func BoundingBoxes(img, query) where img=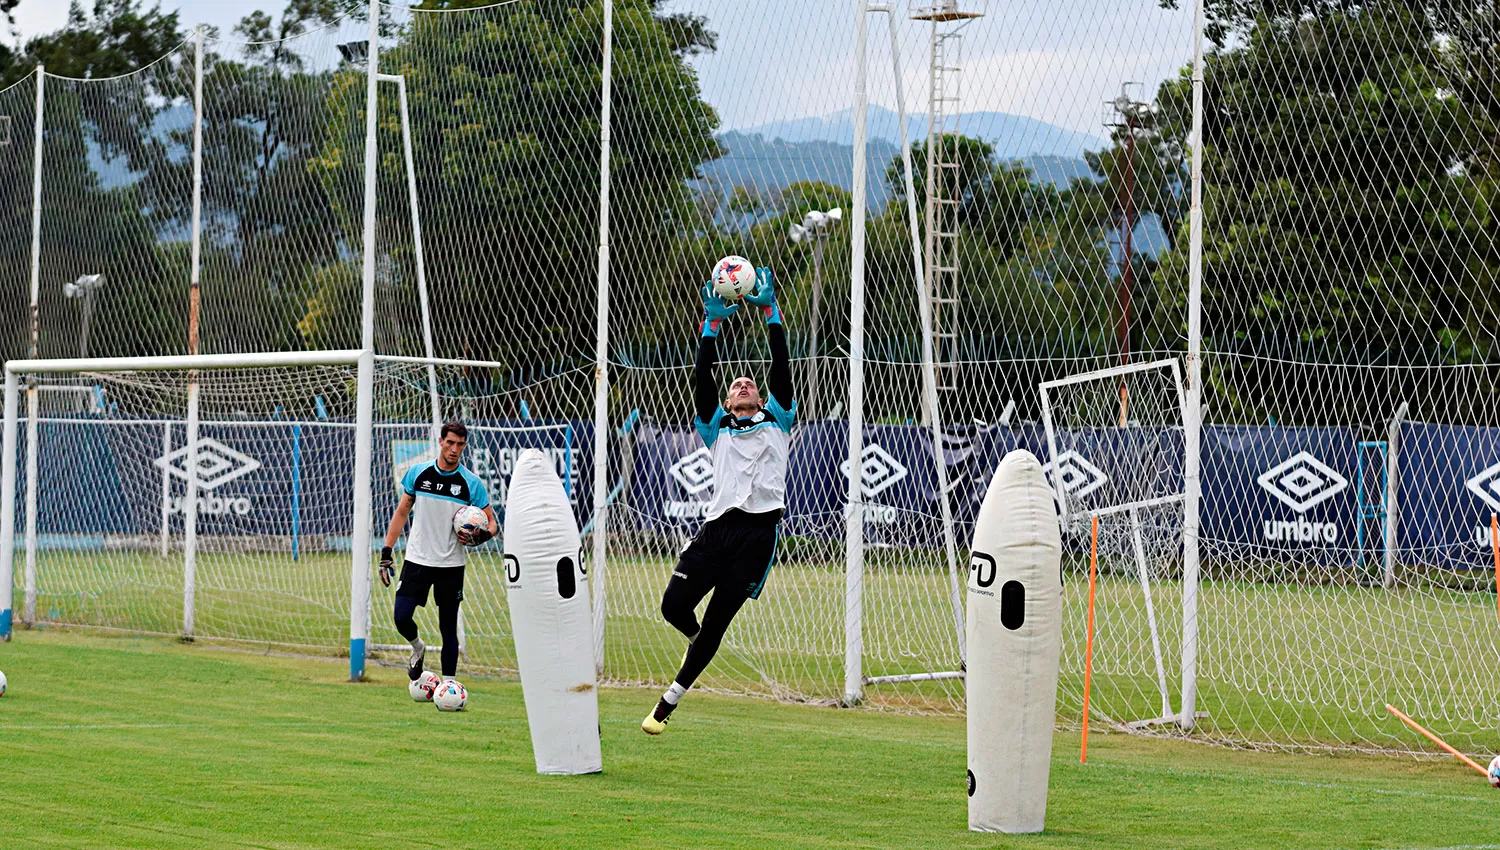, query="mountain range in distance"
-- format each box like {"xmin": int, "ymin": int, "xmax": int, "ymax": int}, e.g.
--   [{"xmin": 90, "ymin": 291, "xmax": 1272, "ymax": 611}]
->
[{"xmin": 698, "ymin": 105, "xmax": 1106, "ymax": 212}]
